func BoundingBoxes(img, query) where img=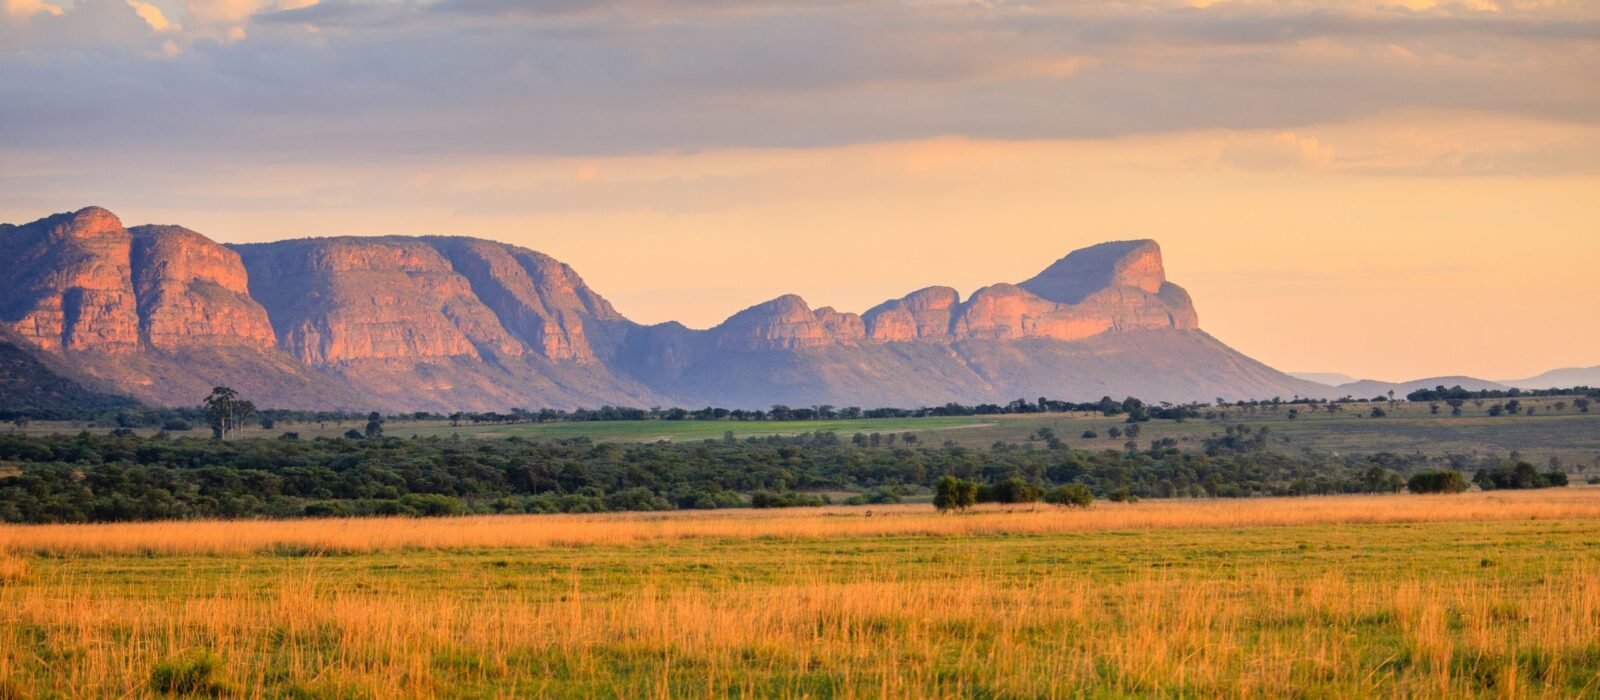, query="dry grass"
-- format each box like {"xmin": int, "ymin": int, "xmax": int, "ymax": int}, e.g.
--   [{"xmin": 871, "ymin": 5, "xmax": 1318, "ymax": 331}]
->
[
  {"xmin": 1, "ymin": 536, "xmax": 1597, "ymax": 697},
  {"xmin": 2, "ymin": 487, "xmax": 1598, "ymax": 557},
  {"xmin": 2, "ymin": 490, "xmax": 1599, "ymax": 697}
]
